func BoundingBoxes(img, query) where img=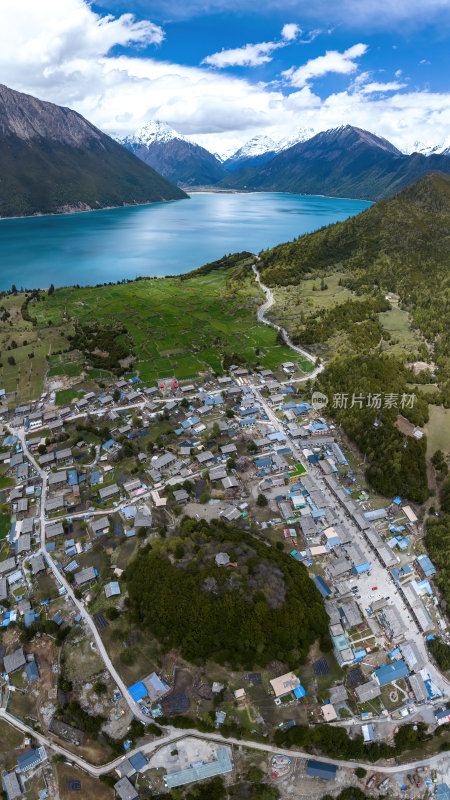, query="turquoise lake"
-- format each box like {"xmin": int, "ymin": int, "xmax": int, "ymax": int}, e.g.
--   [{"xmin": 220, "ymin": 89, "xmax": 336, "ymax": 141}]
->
[{"xmin": 0, "ymin": 192, "xmax": 371, "ymax": 290}]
